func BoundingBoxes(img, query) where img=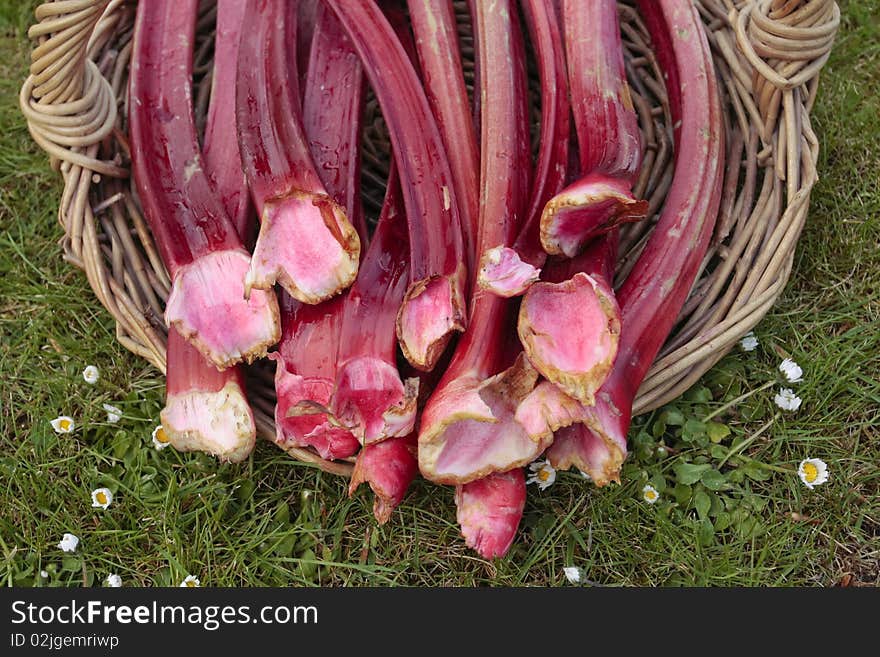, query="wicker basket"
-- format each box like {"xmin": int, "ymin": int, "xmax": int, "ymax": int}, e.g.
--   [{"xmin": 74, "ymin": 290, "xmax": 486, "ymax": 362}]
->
[{"xmin": 19, "ymin": 0, "xmax": 839, "ymax": 476}]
